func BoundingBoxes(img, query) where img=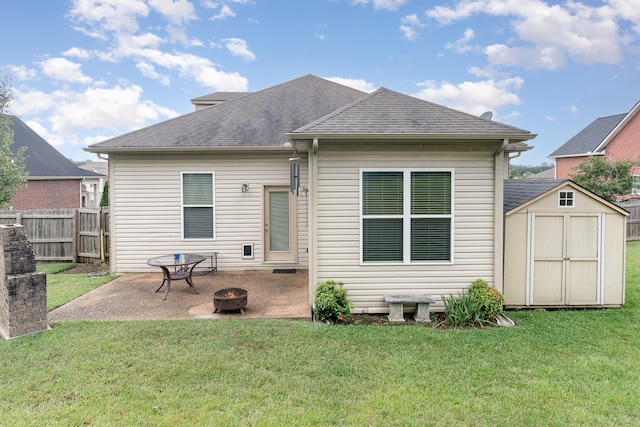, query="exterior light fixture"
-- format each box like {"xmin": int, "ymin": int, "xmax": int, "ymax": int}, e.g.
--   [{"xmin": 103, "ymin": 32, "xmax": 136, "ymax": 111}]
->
[{"xmin": 241, "ymin": 183, "xmax": 249, "ymax": 193}]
